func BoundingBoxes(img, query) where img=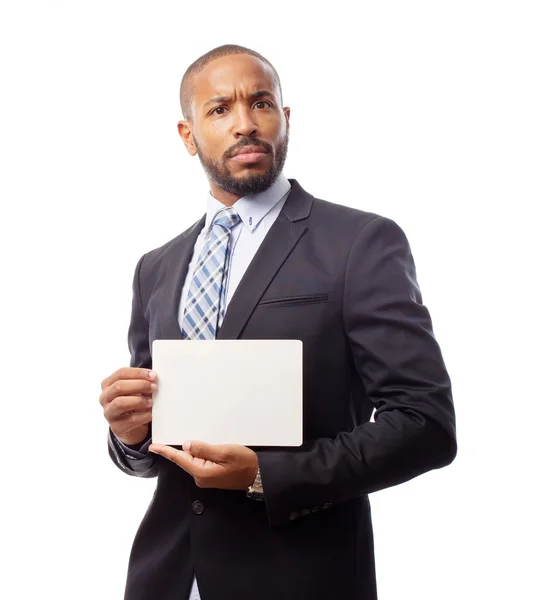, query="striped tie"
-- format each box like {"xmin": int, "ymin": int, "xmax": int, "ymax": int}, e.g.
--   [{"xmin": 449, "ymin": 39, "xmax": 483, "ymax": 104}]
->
[{"xmin": 181, "ymin": 206, "xmax": 241, "ymax": 340}]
